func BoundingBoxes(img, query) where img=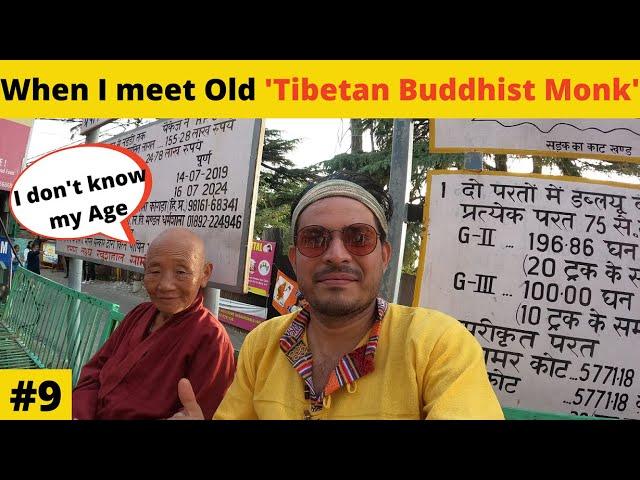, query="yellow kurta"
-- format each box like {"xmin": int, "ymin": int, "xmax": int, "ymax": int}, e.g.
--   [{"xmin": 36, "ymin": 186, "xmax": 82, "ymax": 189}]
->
[{"xmin": 215, "ymin": 303, "xmax": 504, "ymax": 420}]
